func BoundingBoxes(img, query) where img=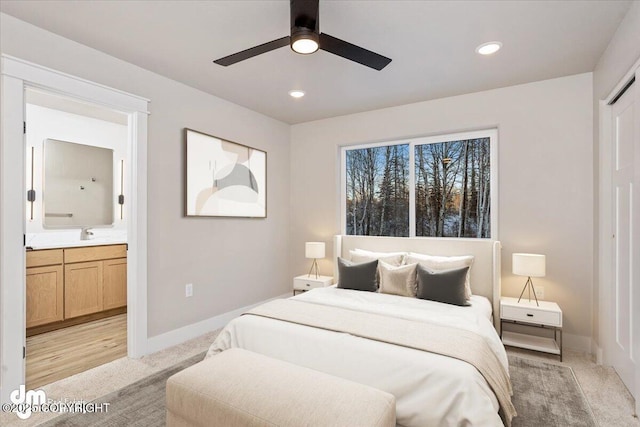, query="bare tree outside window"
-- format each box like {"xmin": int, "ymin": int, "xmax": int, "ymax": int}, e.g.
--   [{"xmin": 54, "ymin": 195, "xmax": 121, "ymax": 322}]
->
[
  {"xmin": 344, "ymin": 133, "xmax": 492, "ymax": 238},
  {"xmin": 345, "ymin": 144, "xmax": 409, "ymax": 236},
  {"xmin": 415, "ymin": 138, "xmax": 491, "ymax": 238}
]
